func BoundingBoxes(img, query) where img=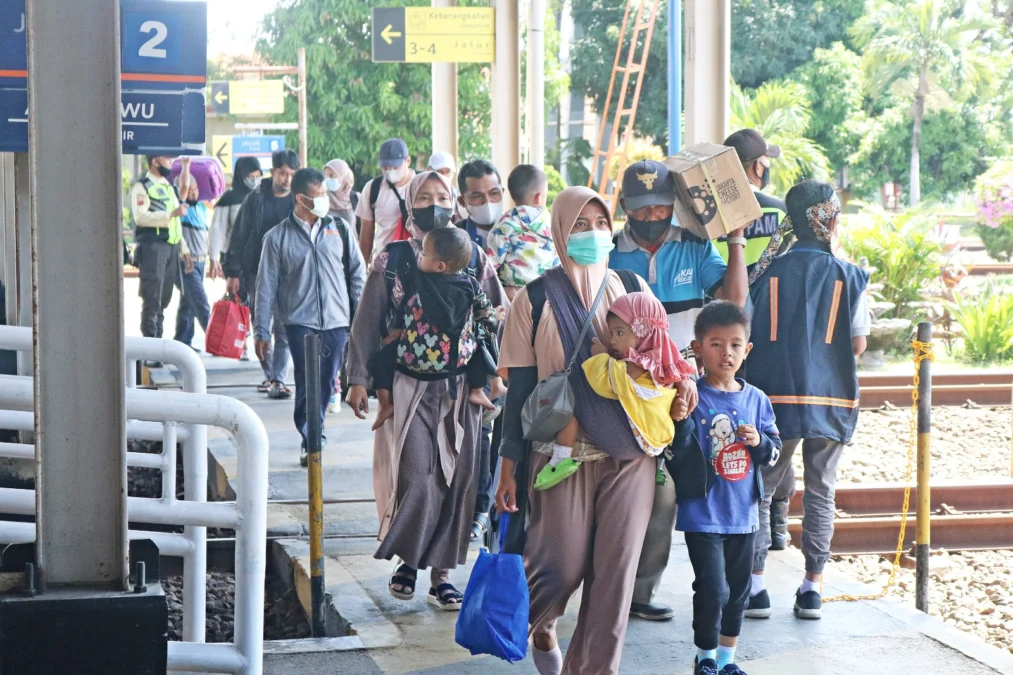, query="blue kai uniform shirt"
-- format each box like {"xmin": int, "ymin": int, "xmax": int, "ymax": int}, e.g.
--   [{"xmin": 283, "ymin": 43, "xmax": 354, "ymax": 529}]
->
[
  {"xmin": 676, "ymin": 379, "xmax": 779, "ymax": 534},
  {"xmin": 610, "ymin": 226, "xmax": 726, "ymax": 350}
]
